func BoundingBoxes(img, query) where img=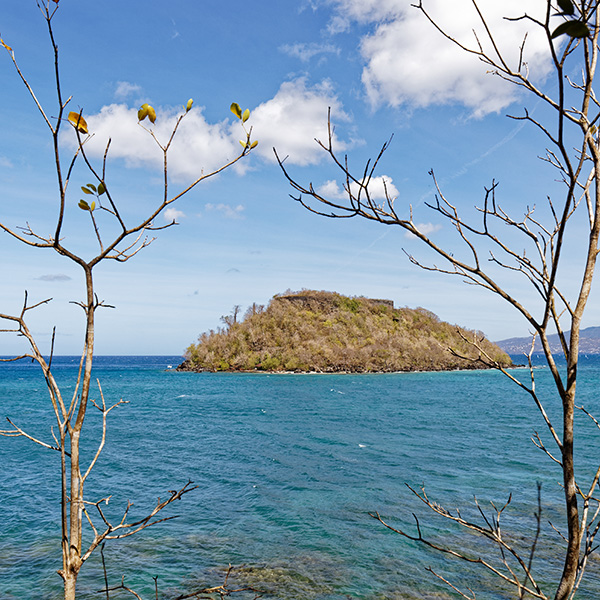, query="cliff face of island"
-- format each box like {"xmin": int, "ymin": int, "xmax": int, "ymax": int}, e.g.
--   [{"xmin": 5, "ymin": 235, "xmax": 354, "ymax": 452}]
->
[{"xmin": 179, "ymin": 291, "xmax": 512, "ymax": 373}]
